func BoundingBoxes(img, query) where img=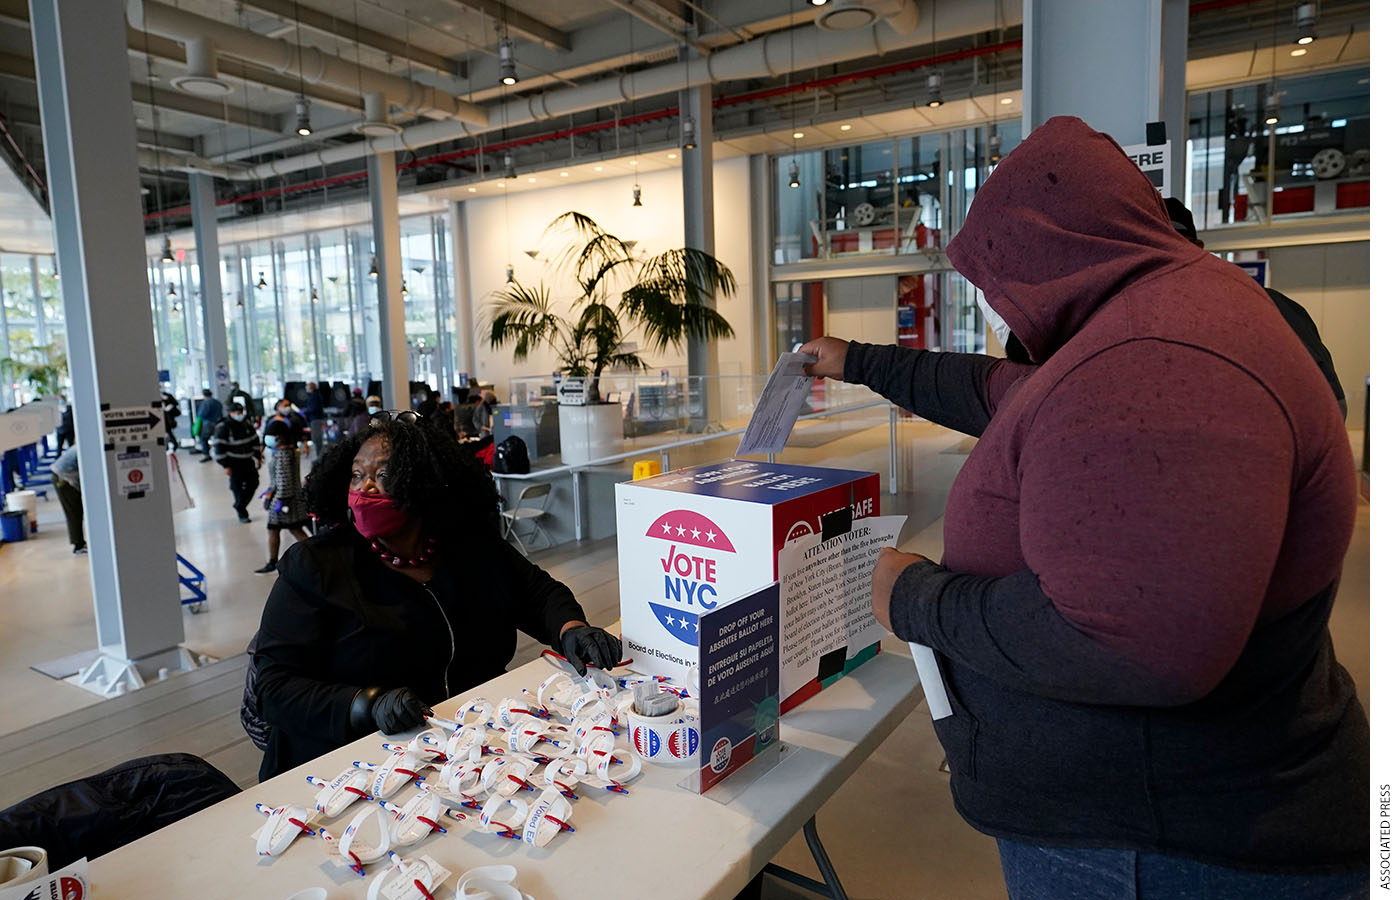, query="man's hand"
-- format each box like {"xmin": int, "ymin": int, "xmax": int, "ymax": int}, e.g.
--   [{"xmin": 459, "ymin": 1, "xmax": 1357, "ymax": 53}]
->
[
  {"xmin": 223, "ymin": 467, "xmax": 232, "ymax": 476},
  {"xmin": 871, "ymin": 547, "xmax": 931, "ymax": 631},
  {"xmin": 798, "ymin": 337, "xmax": 850, "ymax": 380}
]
